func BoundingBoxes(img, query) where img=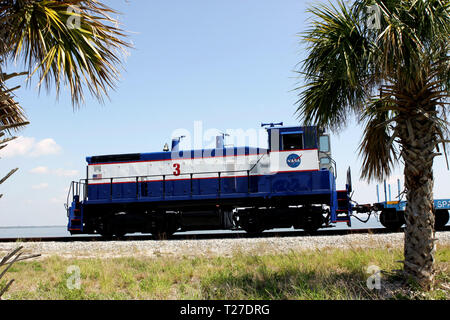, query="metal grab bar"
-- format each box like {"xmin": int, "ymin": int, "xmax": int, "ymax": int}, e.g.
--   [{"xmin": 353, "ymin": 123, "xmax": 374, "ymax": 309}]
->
[
  {"xmin": 66, "ymin": 180, "xmax": 86, "ymax": 212},
  {"xmin": 83, "ymin": 167, "xmax": 255, "ymax": 183},
  {"xmin": 65, "ymin": 181, "xmax": 74, "ymax": 214},
  {"xmin": 74, "ymin": 167, "xmax": 259, "ymax": 201}
]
